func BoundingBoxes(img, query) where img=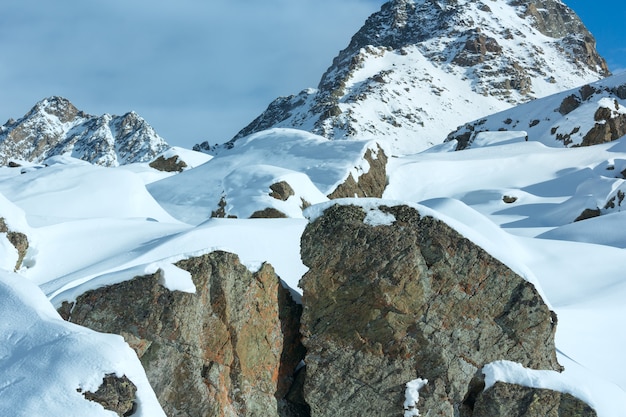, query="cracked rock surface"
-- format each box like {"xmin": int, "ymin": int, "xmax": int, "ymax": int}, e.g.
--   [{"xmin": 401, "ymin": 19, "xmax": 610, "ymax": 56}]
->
[{"xmin": 299, "ymin": 202, "xmax": 561, "ymax": 416}]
